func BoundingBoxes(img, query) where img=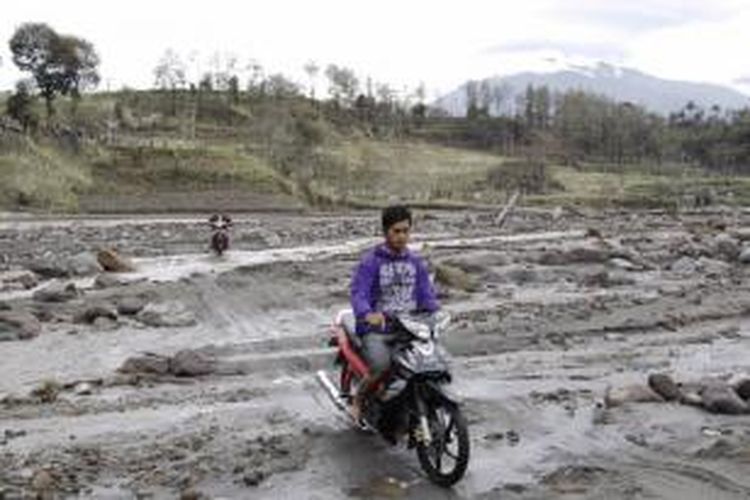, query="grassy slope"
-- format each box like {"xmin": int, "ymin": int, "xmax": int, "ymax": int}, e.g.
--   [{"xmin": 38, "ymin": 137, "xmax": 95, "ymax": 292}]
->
[{"xmin": 1, "ymin": 92, "xmax": 749, "ymax": 212}]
